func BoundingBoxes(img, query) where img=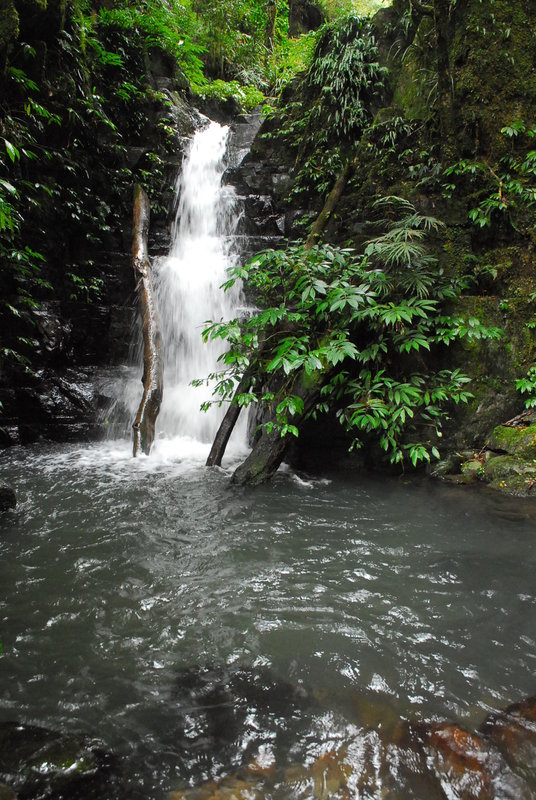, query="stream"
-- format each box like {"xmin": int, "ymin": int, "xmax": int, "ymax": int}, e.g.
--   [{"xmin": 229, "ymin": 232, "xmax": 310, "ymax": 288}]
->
[
  {"xmin": 0, "ymin": 120, "xmax": 535, "ymax": 799},
  {"xmin": 0, "ymin": 445, "xmax": 535, "ymax": 797}
]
